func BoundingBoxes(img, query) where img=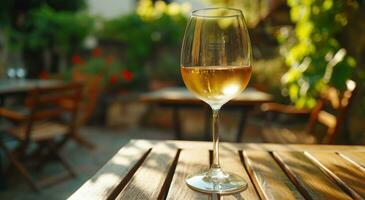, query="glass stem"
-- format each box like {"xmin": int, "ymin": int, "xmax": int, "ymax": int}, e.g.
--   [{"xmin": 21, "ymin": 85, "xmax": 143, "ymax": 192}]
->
[{"xmin": 211, "ymin": 108, "xmax": 220, "ymax": 169}]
